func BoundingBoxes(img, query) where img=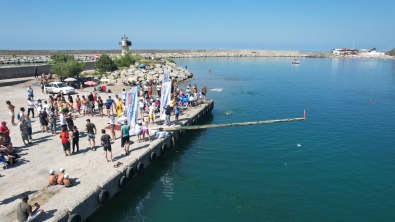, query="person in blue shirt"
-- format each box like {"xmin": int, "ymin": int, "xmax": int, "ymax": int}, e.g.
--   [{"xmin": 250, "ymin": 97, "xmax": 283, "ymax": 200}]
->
[
  {"xmin": 121, "ymin": 123, "xmax": 131, "ymax": 155},
  {"xmin": 122, "ymin": 89, "xmax": 127, "ymax": 103},
  {"xmin": 174, "ymin": 102, "xmax": 181, "ymax": 122},
  {"xmin": 108, "ymin": 96, "xmax": 114, "ymax": 115},
  {"xmin": 105, "ymin": 99, "xmax": 112, "ymax": 116}
]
